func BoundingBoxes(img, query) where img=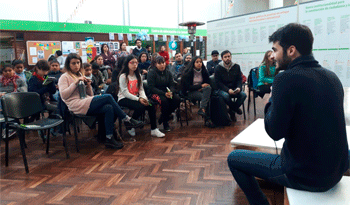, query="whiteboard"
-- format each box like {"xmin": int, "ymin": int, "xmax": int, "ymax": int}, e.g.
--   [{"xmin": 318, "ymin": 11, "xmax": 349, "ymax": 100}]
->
[{"xmin": 207, "ymin": 0, "xmax": 350, "ymax": 87}]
